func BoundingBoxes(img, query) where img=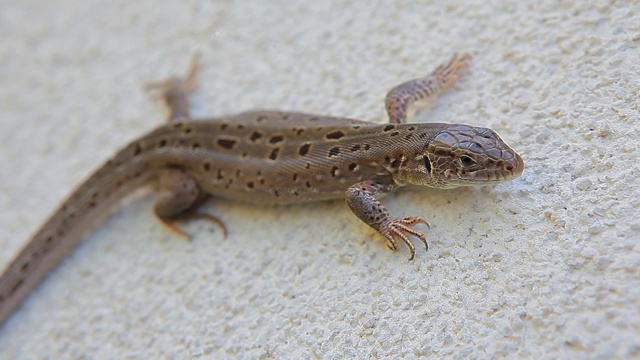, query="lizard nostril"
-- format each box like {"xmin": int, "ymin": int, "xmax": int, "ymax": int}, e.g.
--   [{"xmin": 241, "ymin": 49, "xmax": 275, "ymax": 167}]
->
[{"xmin": 504, "ymin": 156, "xmax": 525, "ymax": 177}]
